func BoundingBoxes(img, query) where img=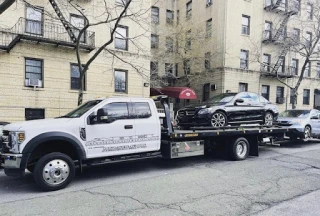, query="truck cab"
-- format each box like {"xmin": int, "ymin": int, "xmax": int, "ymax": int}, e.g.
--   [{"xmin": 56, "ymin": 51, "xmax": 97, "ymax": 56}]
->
[{"xmin": 1, "ymin": 97, "xmax": 161, "ymax": 190}]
